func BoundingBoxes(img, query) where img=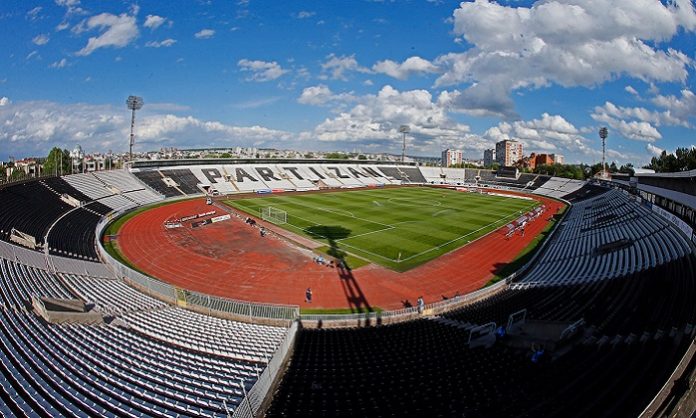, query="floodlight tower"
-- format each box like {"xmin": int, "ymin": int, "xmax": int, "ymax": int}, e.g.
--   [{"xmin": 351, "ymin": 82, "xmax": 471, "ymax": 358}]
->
[
  {"xmin": 399, "ymin": 125, "xmax": 410, "ymax": 163},
  {"xmin": 126, "ymin": 95, "xmax": 144, "ymax": 162},
  {"xmin": 599, "ymin": 127, "xmax": 608, "ymax": 178}
]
